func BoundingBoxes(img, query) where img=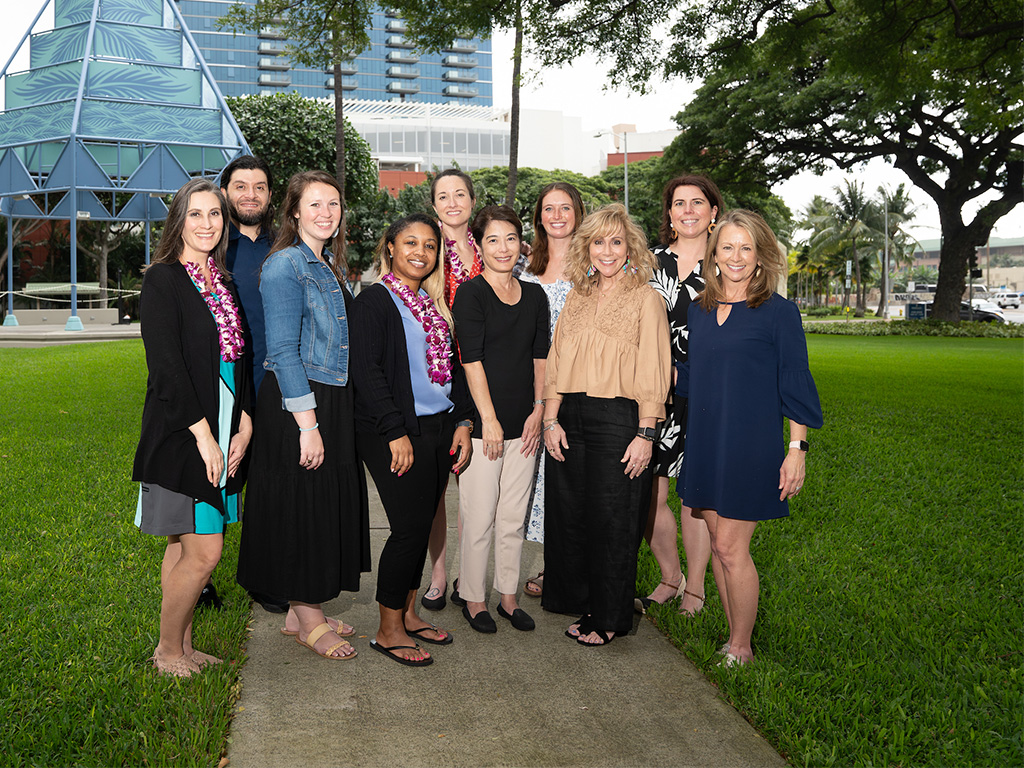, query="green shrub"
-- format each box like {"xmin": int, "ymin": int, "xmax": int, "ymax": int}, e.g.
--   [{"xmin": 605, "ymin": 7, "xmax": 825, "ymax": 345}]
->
[{"xmin": 805, "ymin": 319, "xmax": 1024, "ymax": 338}]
